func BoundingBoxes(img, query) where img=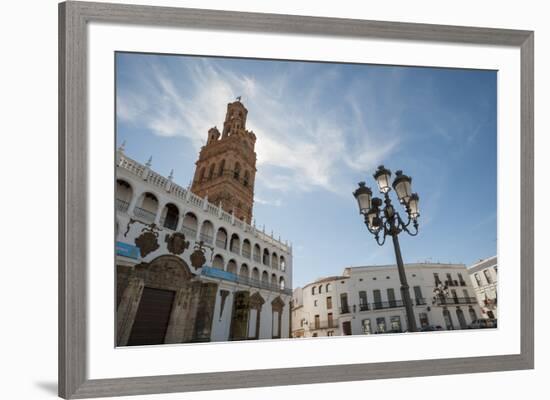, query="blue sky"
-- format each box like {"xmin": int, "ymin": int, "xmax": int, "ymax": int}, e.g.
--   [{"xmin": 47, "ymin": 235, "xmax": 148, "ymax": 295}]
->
[{"xmin": 116, "ymin": 52, "xmax": 497, "ymax": 288}]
